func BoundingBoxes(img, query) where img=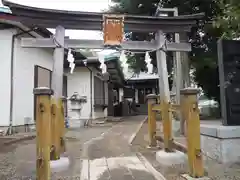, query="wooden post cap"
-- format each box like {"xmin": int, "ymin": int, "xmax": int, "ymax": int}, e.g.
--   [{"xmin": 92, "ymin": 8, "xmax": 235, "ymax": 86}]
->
[
  {"xmin": 33, "ymin": 87, "xmax": 54, "ymax": 95},
  {"xmin": 146, "ymin": 94, "xmax": 158, "ymax": 100},
  {"xmin": 180, "ymin": 88, "xmax": 200, "ymax": 95}
]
